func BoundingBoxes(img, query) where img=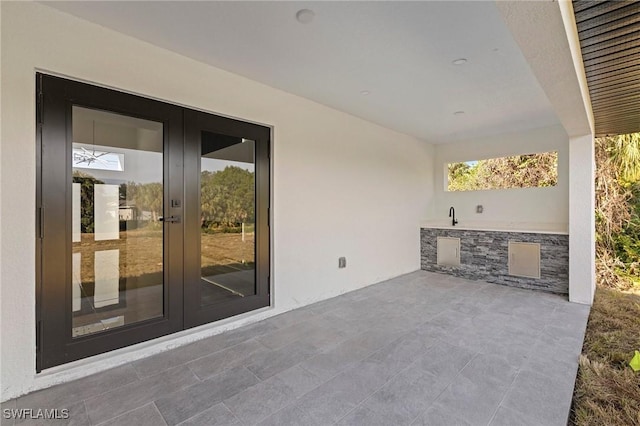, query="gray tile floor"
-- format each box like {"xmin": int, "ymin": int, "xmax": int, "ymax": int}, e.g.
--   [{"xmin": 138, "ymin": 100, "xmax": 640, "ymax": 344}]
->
[{"xmin": 2, "ymin": 271, "xmax": 590, "ymax": 426}]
